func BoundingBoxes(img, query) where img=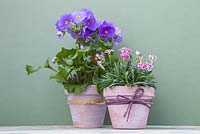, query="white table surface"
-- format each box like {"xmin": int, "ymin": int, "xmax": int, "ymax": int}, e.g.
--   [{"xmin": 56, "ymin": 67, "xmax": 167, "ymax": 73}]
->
[{"xmin": 0, "ymin": 125, "xmax": 200, "ymax": 134}]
